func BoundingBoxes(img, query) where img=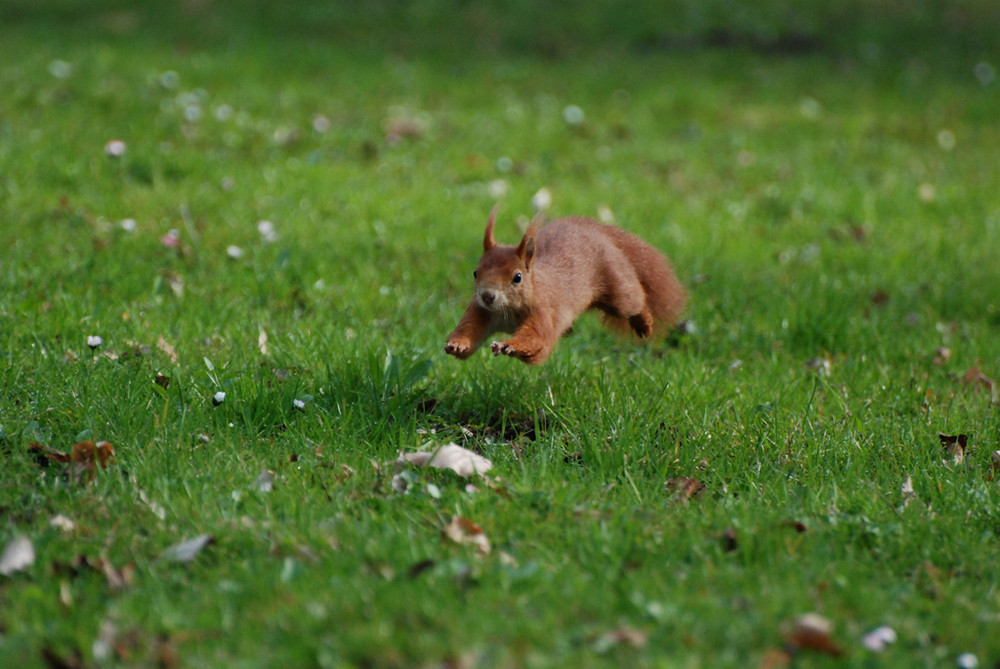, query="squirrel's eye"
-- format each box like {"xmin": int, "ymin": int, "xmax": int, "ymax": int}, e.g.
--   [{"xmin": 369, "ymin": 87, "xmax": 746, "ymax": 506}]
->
[
  {"xmin": 512, "ymin": 272, "xmax": 522, "ymax": 285},
  {"xmin": 473, "ymin": 270, "xmax": 477, "ymax": 279}
]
